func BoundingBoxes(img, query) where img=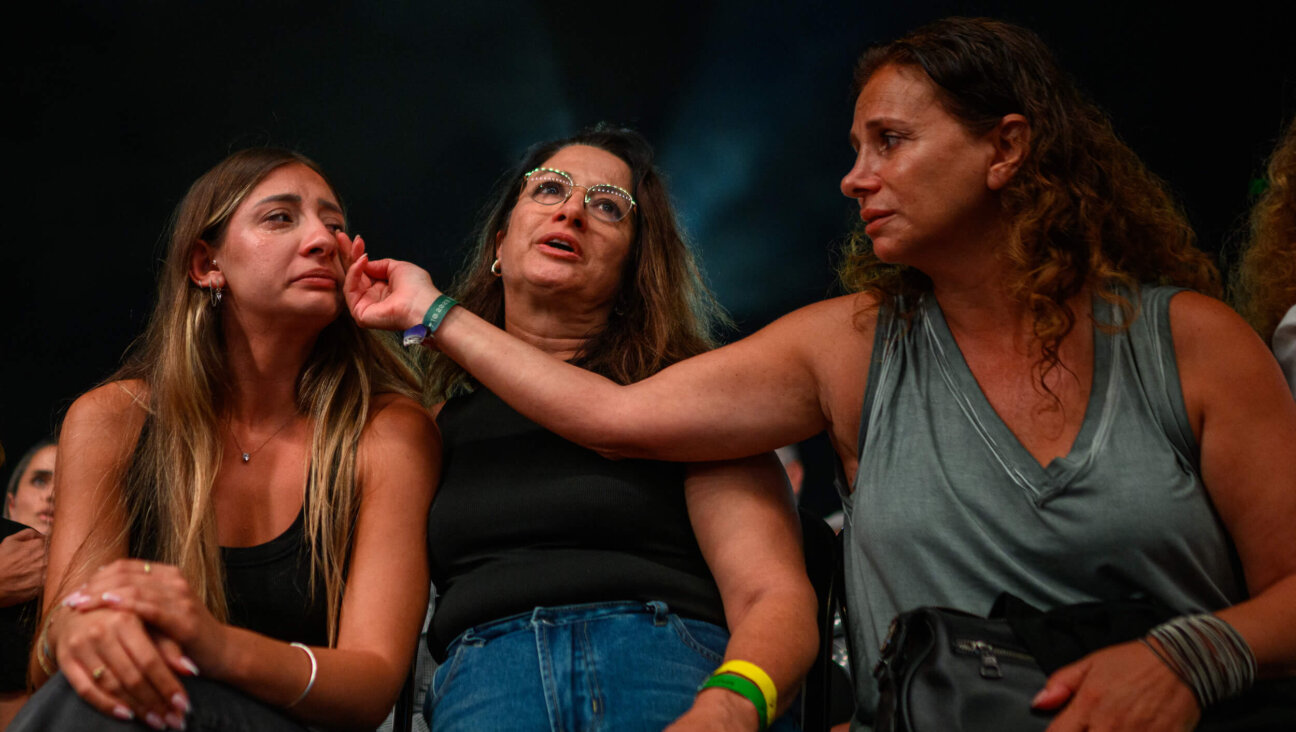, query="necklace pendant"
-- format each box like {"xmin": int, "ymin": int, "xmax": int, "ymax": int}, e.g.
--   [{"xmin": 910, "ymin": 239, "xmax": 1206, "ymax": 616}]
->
[{"xmin": 241, "ymin": 452, "xmax": 251, "ymax": 463}]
